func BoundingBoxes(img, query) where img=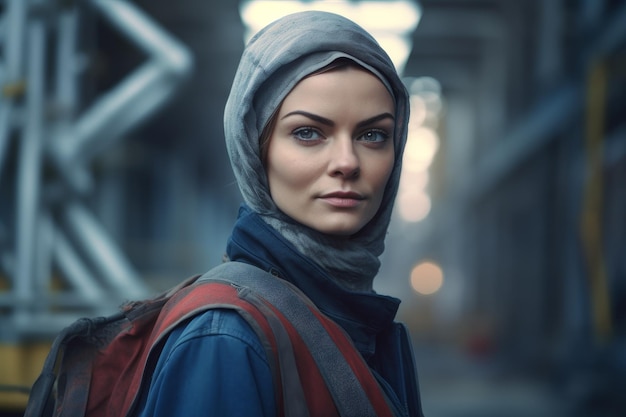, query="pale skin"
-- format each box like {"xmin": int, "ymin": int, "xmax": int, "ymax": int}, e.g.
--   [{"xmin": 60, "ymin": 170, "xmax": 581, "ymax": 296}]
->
[{"xmin": 266, "ymin": 65, "xmax": 396, "ymax": 236}]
